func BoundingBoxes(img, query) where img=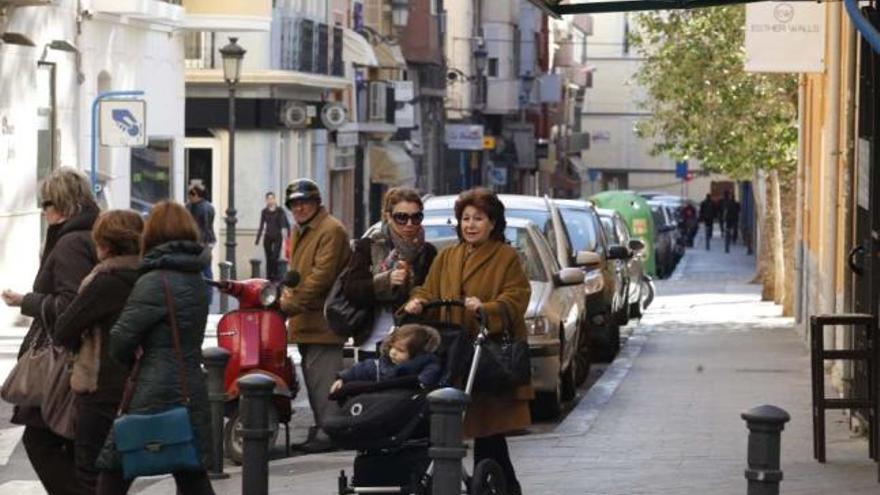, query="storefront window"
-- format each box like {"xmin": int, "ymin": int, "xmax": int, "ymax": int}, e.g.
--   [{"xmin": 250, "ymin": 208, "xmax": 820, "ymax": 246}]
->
[{"xmin": 131, "ymin": 139, "xmax": 172, "ymax": 216}]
